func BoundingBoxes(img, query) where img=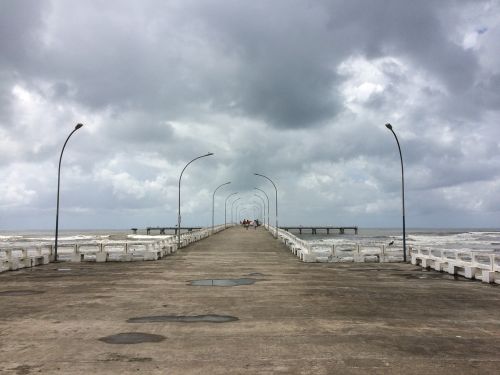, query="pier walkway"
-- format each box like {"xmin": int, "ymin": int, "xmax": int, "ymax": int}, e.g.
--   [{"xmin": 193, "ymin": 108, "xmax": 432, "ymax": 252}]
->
[{"xmin": 1, "ymin": 226, "xmax": 499, "ymax": 374}]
